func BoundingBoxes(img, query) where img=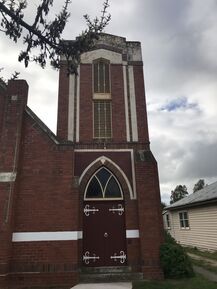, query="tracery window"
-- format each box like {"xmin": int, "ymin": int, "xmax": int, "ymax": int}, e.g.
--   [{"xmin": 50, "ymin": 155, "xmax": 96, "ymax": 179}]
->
[{"xmin": 85, "ymin": 167, "xmax": 123, "ymax": 200}]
